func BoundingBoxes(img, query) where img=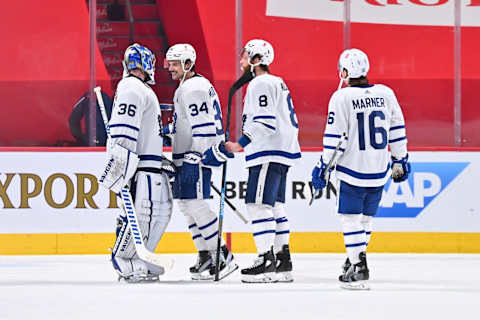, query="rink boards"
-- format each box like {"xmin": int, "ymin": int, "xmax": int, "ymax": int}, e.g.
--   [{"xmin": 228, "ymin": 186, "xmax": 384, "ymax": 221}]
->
[{"xmin": 0, "ymin": 149, "xmax": 479, "ymax": 254}]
